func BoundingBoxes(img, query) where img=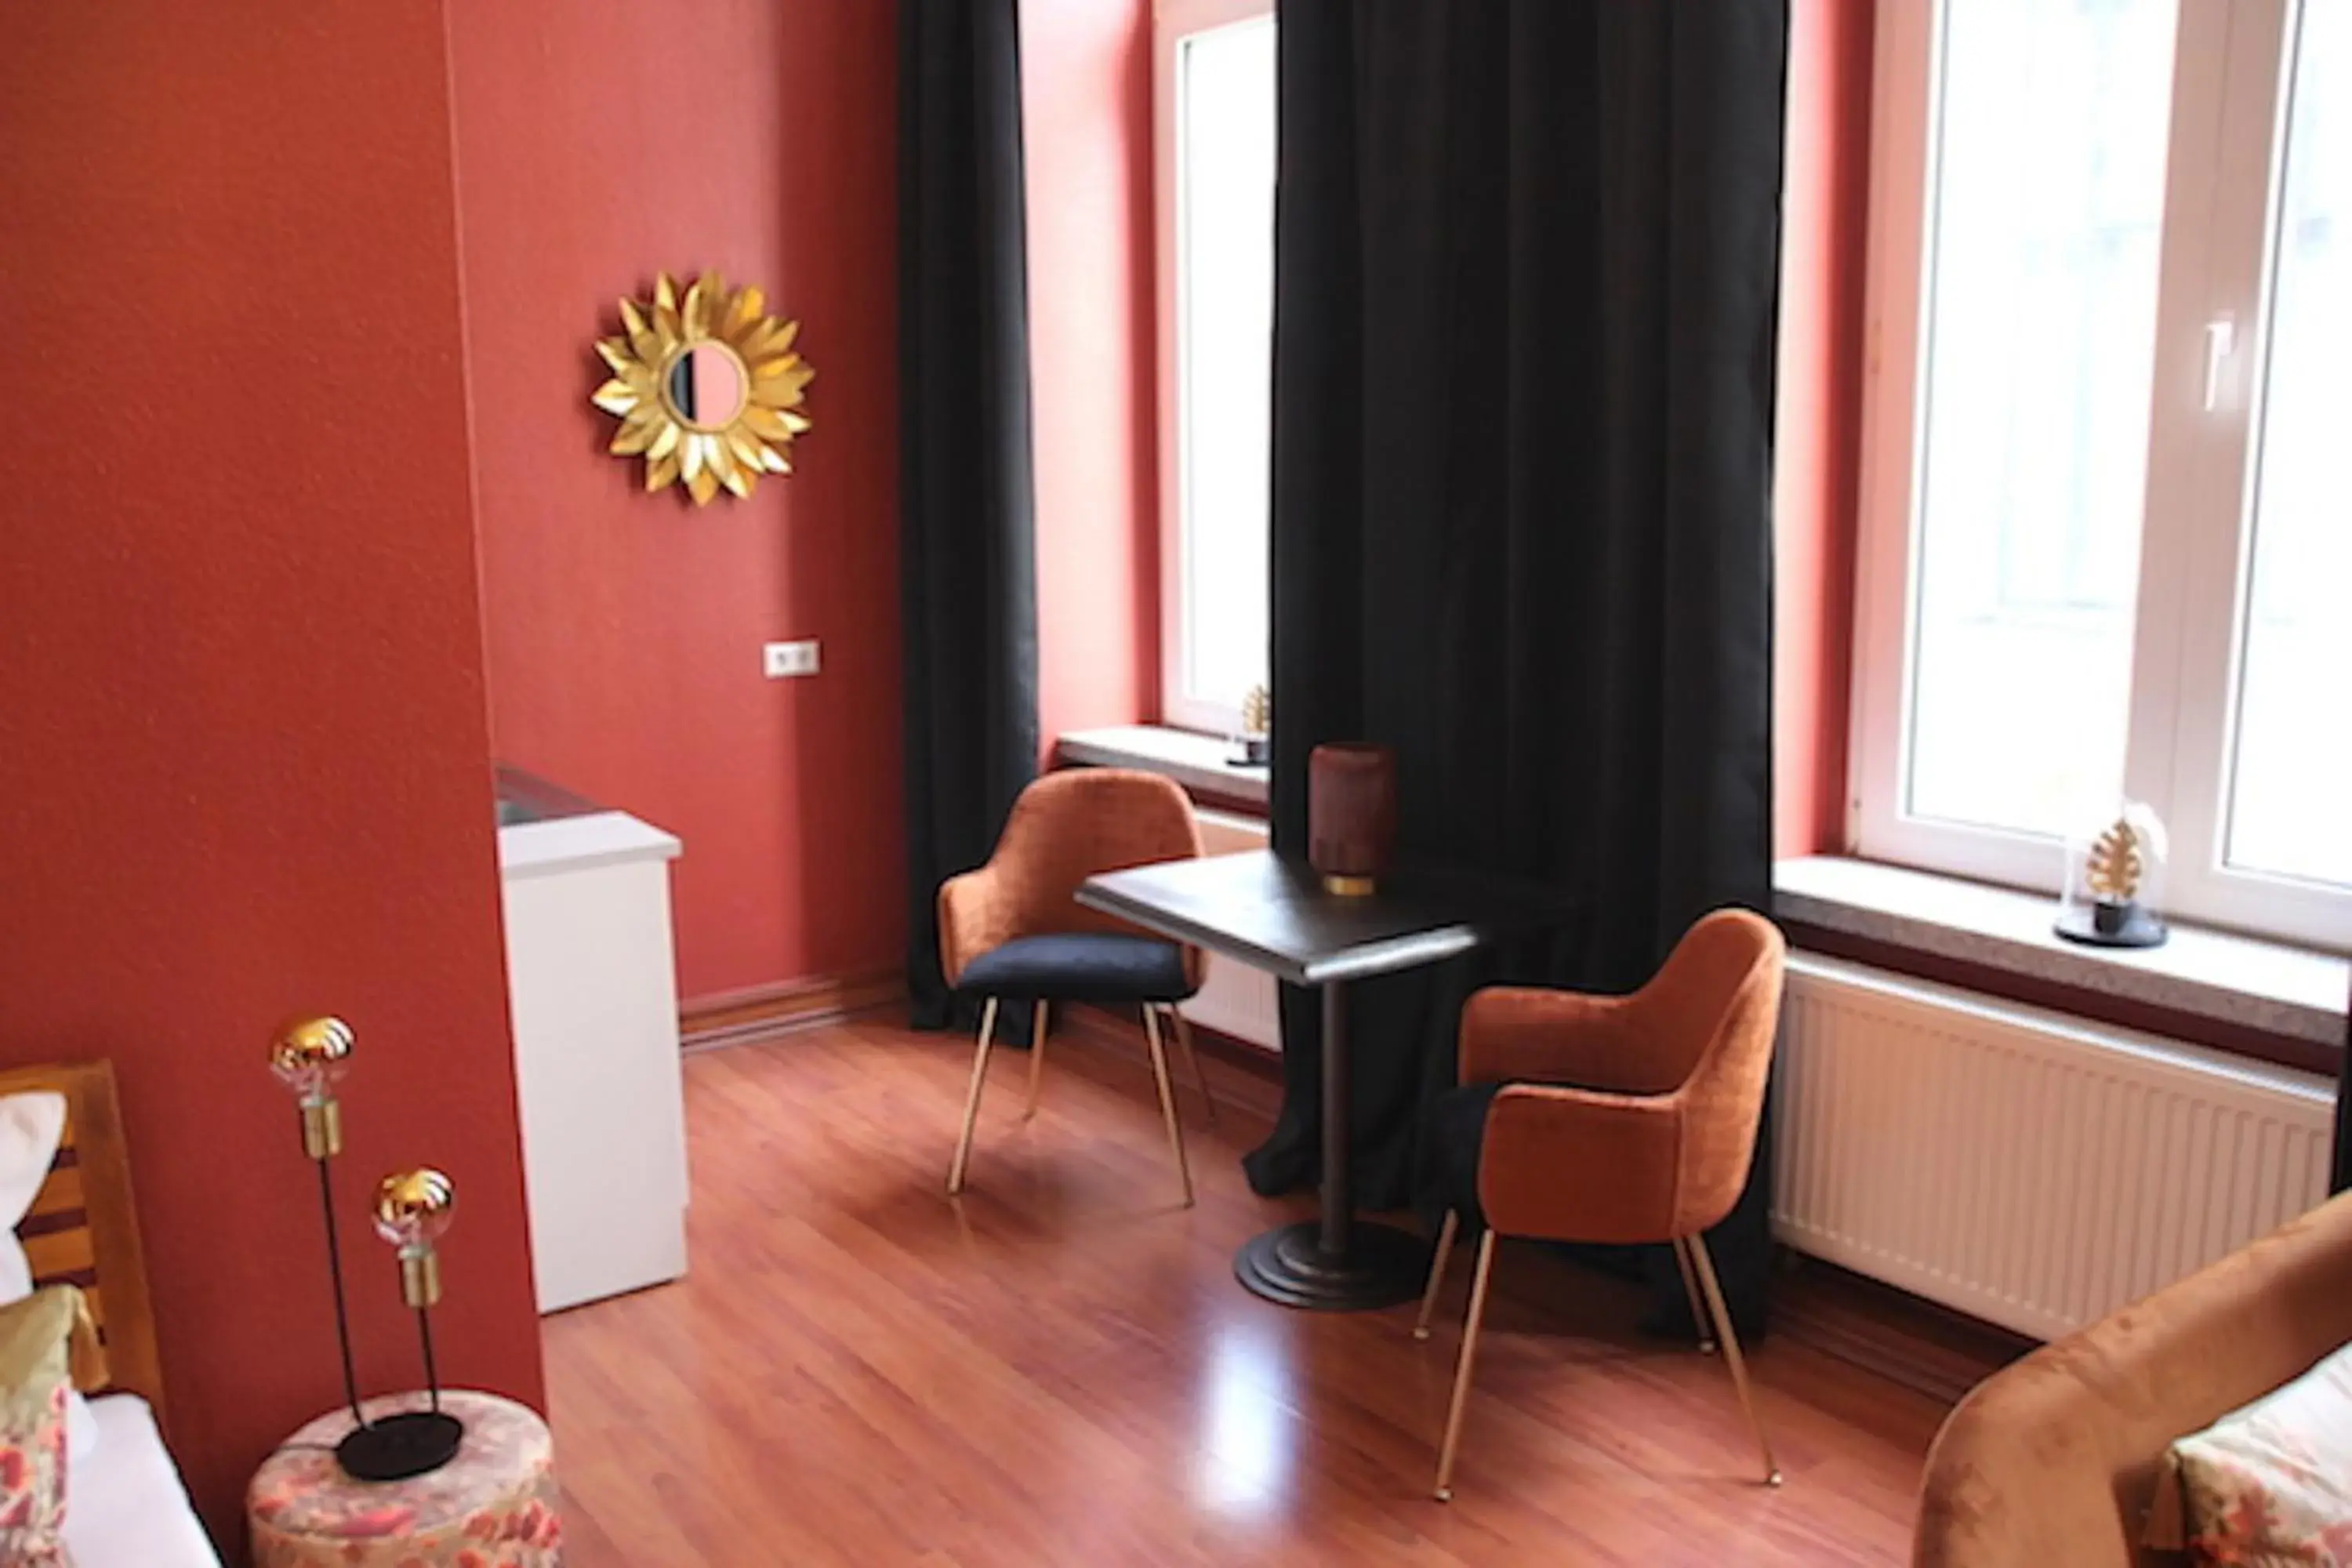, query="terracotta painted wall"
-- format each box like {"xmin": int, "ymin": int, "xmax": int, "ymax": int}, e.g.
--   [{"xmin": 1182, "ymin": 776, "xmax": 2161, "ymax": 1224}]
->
[
  {"xmin": 1773, "ymin": 0, "xmax": 1875, "ymax": 858},
  {"xmin": 1024, "ymin": 0, "xmax": 1163, "ymax": 748},
  {"xmin": 449, "ymin": 0, "xmax": 904, "ymax": 1007},
  {"xmin": 0, "ymin": 2, "xmax": 543, "ymax": 1541}
]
